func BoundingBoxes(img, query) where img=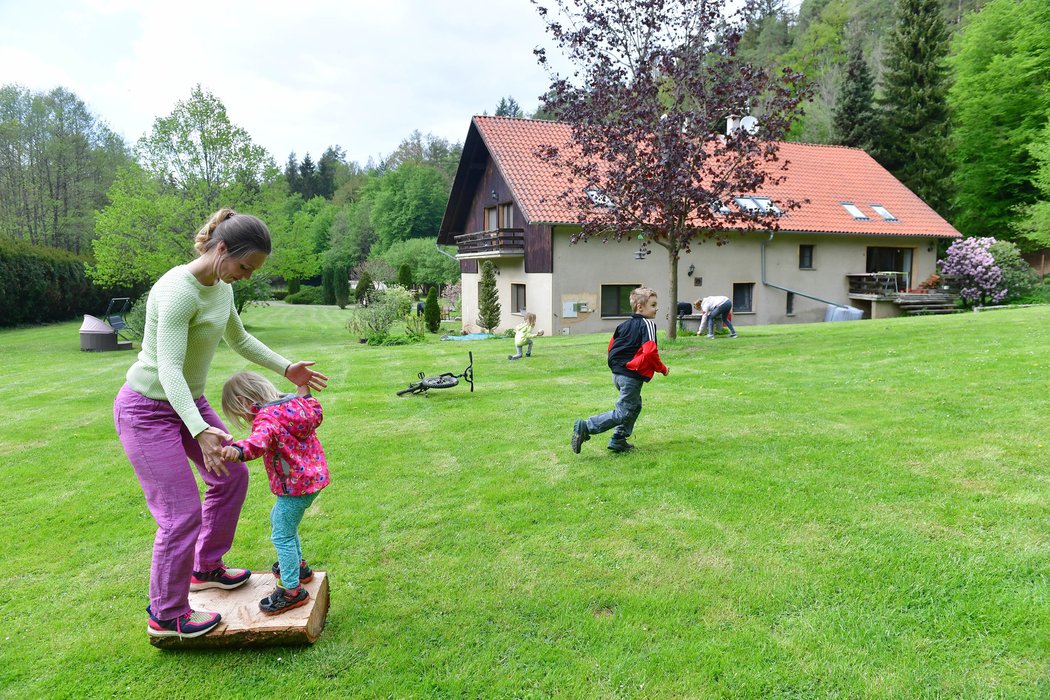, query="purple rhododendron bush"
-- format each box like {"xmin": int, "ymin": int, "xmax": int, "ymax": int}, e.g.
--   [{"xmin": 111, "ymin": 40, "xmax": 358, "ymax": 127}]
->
[{"xmin": 938, "ymin": 237, "xmax": 1037, "ymax": 306}]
